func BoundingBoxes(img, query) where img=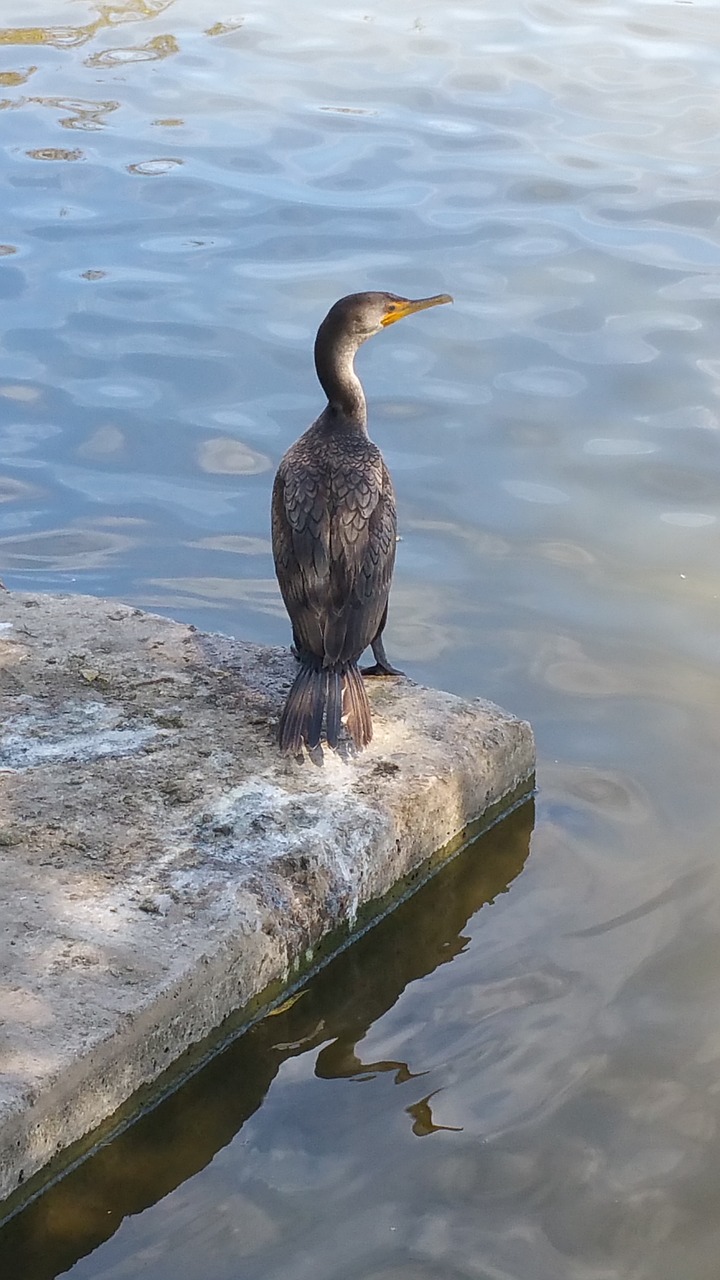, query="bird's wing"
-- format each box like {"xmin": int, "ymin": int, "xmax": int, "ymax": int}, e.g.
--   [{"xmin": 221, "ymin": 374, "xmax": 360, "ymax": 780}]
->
[
  {"xmin": 272, "ymin": 456, "xmax": 330, "ymax": 656},
  {"xmin": 324, "ymin": 455, "xmax": 397, "ymax": 665}
]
